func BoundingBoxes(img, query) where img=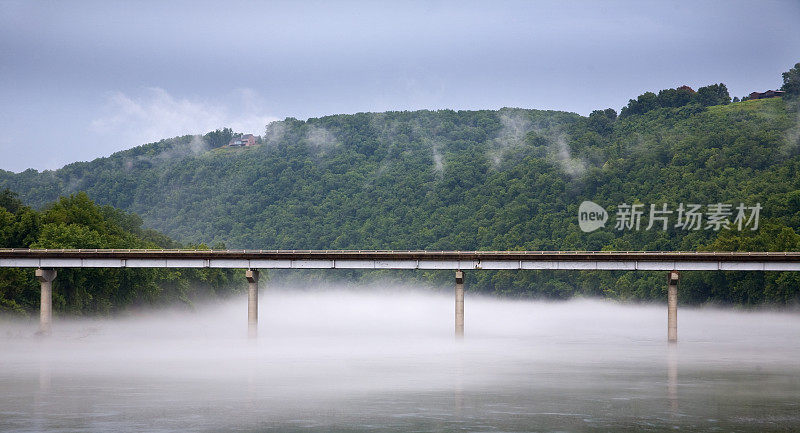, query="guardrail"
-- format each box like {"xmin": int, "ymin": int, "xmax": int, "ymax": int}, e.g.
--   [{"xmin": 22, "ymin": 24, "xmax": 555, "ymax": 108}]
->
[{"xmin": 1, "ymin": 249, "xmax": 799, "ymax": 270}]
